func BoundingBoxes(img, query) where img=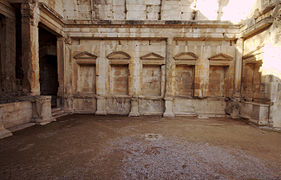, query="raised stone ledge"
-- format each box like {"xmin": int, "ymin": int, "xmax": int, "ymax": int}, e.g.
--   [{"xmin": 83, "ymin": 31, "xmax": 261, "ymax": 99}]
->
[{"xmin": 64, "ymin": 20, "xmax": 240, "ymax": 28}]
